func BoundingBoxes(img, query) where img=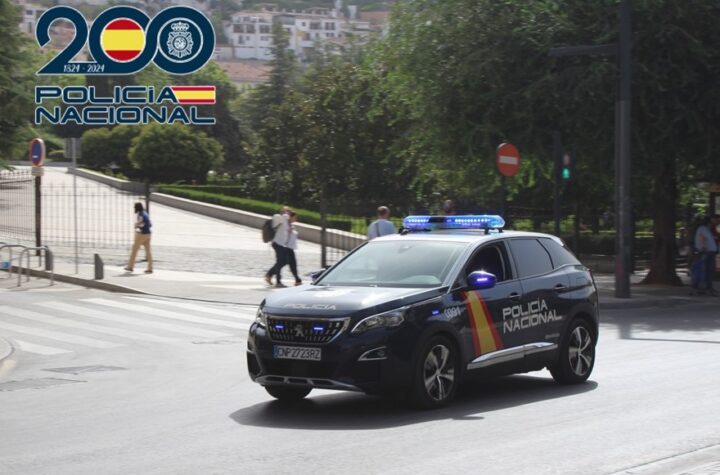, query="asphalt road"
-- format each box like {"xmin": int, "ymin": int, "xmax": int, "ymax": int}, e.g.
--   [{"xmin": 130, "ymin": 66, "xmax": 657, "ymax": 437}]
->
[{"xmin": 0, "ymin": 286, "xmax": 719, "ymax": 475}]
